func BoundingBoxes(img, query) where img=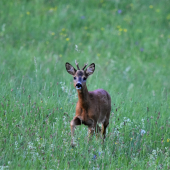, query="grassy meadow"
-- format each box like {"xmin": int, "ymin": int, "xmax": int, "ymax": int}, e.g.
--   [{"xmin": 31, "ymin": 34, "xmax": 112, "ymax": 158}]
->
[{"xmin": 0, "ymin": 0, "xmax": 170, "ymax": 169}]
